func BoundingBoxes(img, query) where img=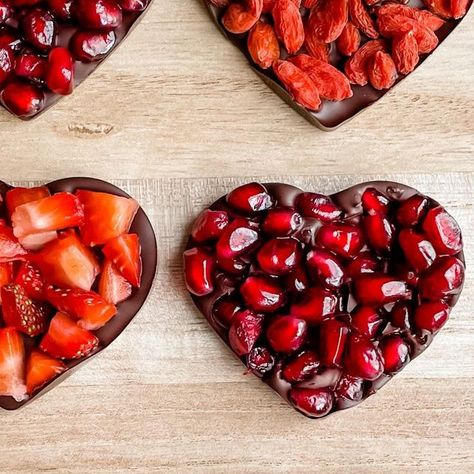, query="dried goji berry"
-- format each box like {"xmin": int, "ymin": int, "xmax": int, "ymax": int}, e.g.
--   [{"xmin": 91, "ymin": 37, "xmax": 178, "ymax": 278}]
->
[
  {"xmin": 307, "ymin": 0, "xmax": 349, "ymax": 44},
  {"xmin": 349, "ymin": 0, "xmax": 379, "ymax": 39},
  {"xmin": 367, "ymin": 50, "xmax": 398, "ymax": 90},
  {"xmin": 222, "ymin": 0, "xmax": 263, "ymax": 34},
  {"xmin": 423, "ymin": 0, "xmax": 455, "ymax": 19},
  {"xmin": 377, "ymin": 3, "xmax": 445, "ymax": 31},
  {"xmin": 247, "ymin": 21, "xmax": 280, "ymax": 69},
  {"xmin": 451, "ymin": 0, "xmax": 469, "ymax": 18},
  {"xmin": 290, "ymin": 54, "xmax": 353, "ymax": 101},
  {"xmin": 272, "ymin": 0, "xmax": 305, "ymax": 54},
  {"xmin": 392, "ymin": 31, "xmax": 419, "ymax": 75},
  {"xmin": 337, "ymin": 21, "xmax": 361, "ymax": 56},
  {"xmin": 344, "ymin": 39, "xmax": 387, "ymax": 85},
  {"xmin": 262, "ymin": 0, "xmax": 276, "ymax": 12},
  {"xmin": 304, "ymin": 25, "xmax": 330, "ymax": 62},
  {"xmin": 302, "ymin": 0, "xmax": 318, "ymax": 7},
  {"xmin": 273, "ymin": 59, "xmax": 321, "ymax": 110}
]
